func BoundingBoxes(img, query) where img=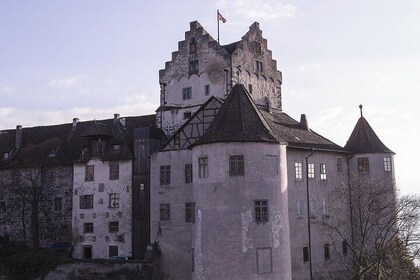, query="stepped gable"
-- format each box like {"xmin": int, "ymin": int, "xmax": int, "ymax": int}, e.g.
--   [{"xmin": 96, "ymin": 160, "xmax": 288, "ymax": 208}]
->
[
  {"xmin": 344, "ymin": 110, "xmax": 393, "ymax": 154},
  {"xmin": 260, "ymin": 110, "xmax": 347, "ymax": 152},
  {"xmin": 193, "ymin": 84, "xmax": 279, "ymax": 146},
  {"xmin": 0, "ymin": 115, "xmax": 156, "ymax": 169}
]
